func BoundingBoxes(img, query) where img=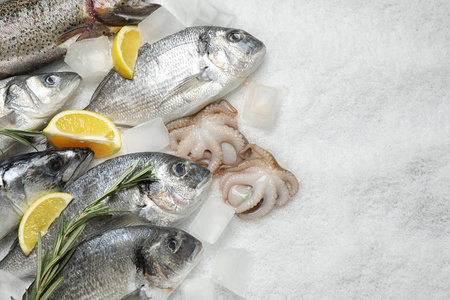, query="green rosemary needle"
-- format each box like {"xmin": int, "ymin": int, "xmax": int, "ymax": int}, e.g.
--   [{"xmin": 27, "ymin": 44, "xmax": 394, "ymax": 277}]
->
[
  {"xmin": 0, "ymin": 129, "xmax": 44, "ymax": 152},
  {"xmin": 22, "ymin": 158, "xmax": 157, "ymax": 300}
]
